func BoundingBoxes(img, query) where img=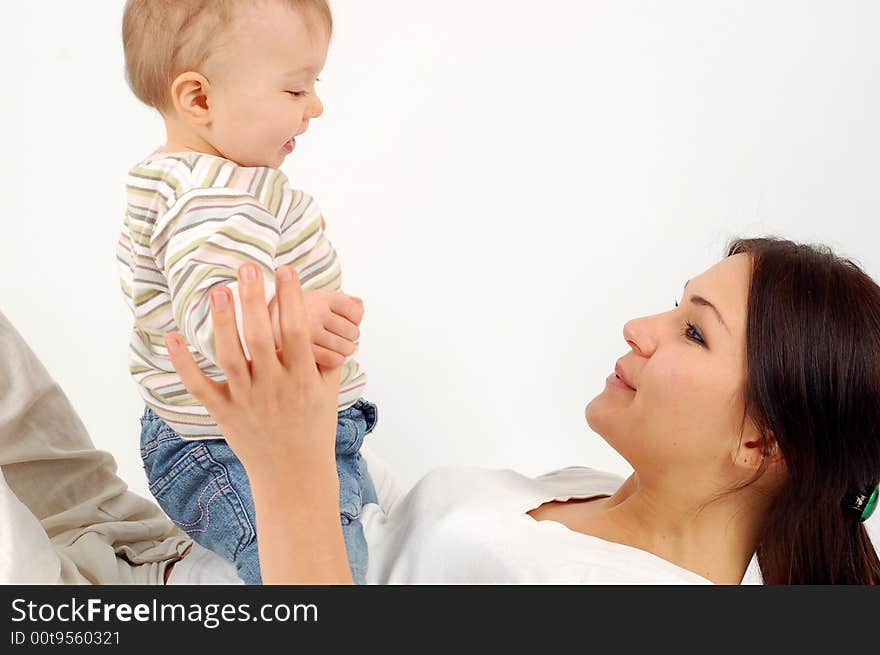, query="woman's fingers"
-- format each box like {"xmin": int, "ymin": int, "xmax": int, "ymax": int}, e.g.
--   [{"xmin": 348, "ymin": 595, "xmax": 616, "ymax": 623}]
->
[
  {"xmin": 209, "ymin": 286, "xmax": 251, "ymax": 397},
  {"xmin": 275, "ymin": 265, "xmax": 315, "ymax": 375},
  {"xmin": 165, "ymin": 332, "xmax": 227, "ymax": 418},
  {"xmin": 237, "ymin": 263, "xmax": 279, "ymax": 374}
]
